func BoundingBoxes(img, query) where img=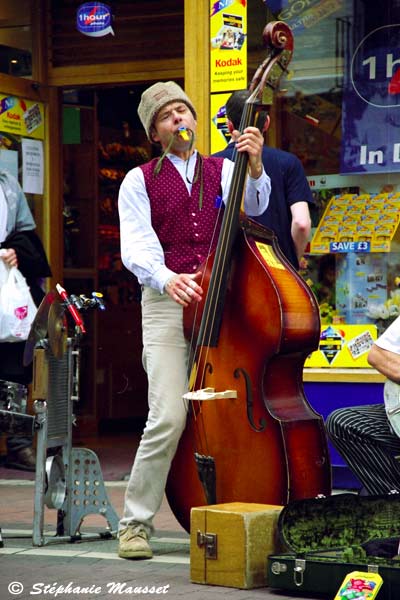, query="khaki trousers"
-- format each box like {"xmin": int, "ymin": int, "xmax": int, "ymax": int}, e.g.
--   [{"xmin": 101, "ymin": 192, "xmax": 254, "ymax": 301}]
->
[{"xmin": 119, "ymin": 286, "xmax": 189, "ymax": 536}]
